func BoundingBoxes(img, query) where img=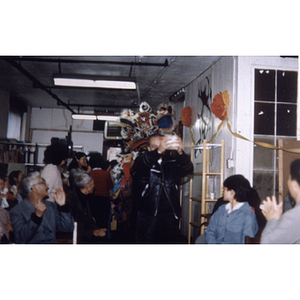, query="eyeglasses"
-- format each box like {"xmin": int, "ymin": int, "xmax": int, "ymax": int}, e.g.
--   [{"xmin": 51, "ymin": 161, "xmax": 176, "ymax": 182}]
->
[{"xmin": 36, "ymin": 179, "xmax": 46, "ymax": 185}]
